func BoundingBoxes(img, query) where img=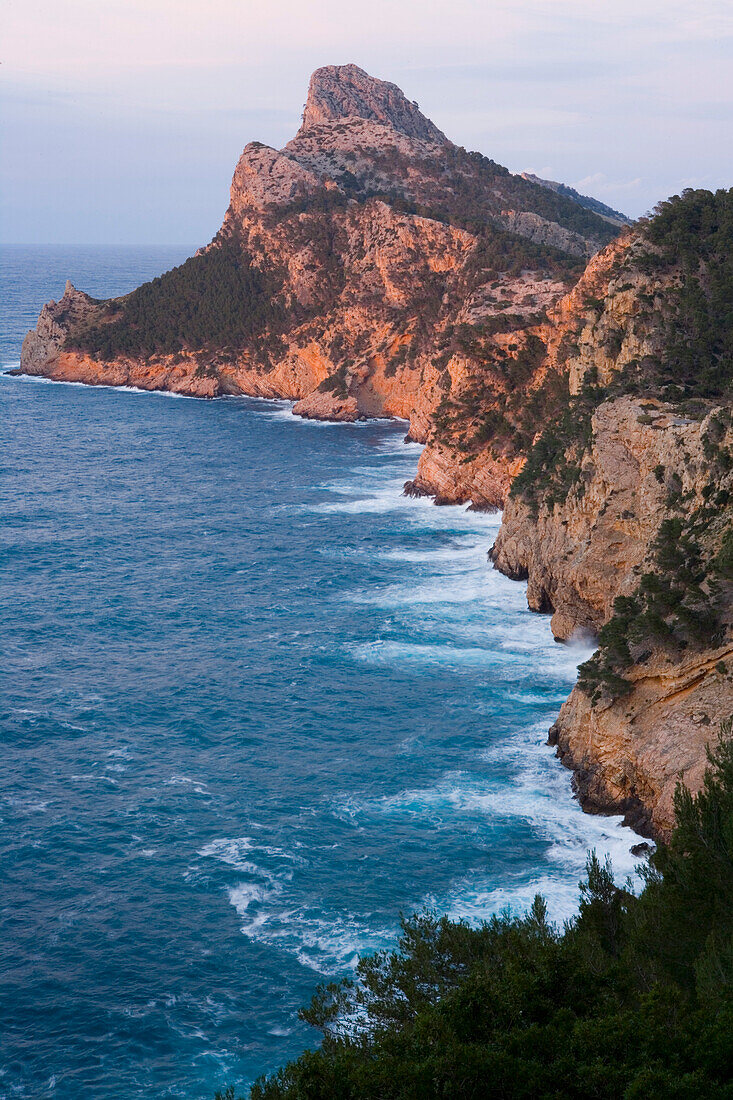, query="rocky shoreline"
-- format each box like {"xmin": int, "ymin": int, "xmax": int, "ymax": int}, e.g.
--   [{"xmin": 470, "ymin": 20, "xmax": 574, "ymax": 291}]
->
[
  {"xmin": 17, "ymin": 353, "xmax": 726, "ymax": 841},
  {"xmin": 17, "ymin": 65, "xmax": 731, "ymax": 841}
]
